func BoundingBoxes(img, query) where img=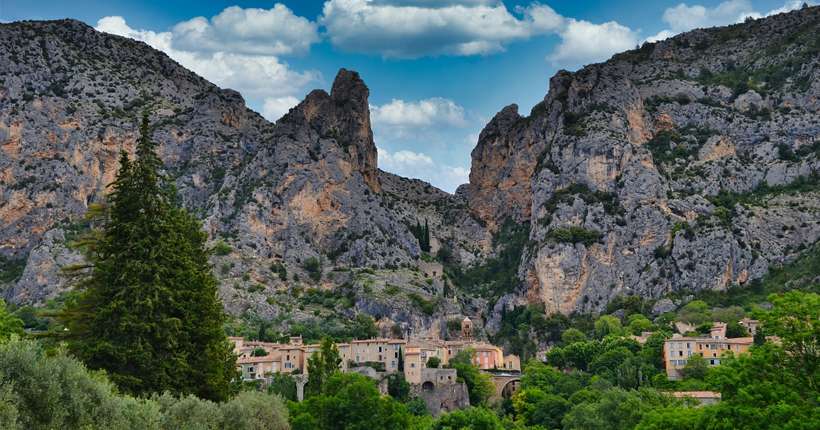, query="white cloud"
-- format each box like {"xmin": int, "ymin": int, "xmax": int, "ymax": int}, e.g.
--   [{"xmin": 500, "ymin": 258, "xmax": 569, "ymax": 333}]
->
[
  {"xmin": 372, "ymin": 0, "xmax": 497, "ymax": 6},
  {"xmin": 371, "ymin": 98, "xmax": 467, "ymax": 128},
  {"xmin": 262, "ymin": 96, "xmax": 301, "ymax": 122},
  {"xmin": 96, "ymin": 16, "xmax": 173, "ymax": 51},
  {"xmin": 171, "ymin": 5, "xmax": 319, "ymax": 56},
  {"xmin": 379, "ymin": 147, "xmax": 435, "ymax": 167},
  {"xmin": 95, "ymin": 12, "xmax": 318, "ymax": 111},
  {"xmin": 549, "ymin": 19, "xmax": 639, "ymax": 67},
  {"xmin": 765, "ymin": 0, "xmax": 815, "ymax": 15},
  {"xmin": 656, "ymin": 0, "xmax": 814, "ymax": 40},
  {"xmin": 320, "ymin": 0, "xmax": 563, "ymax": 57},
  {"xmin": 645, "ymin": 29, "xmax": 676, "ymax": 43},
  {"xmin": 662, "ymin": 0, "xmax": 756, "ymax": 32},
  {"xmin": 378, "ymin": 147, "xmax": 469, "ymax": 192},
  {"xmin": 319, "ymin": 0, "xmax": 638, "ymax": 68}
]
